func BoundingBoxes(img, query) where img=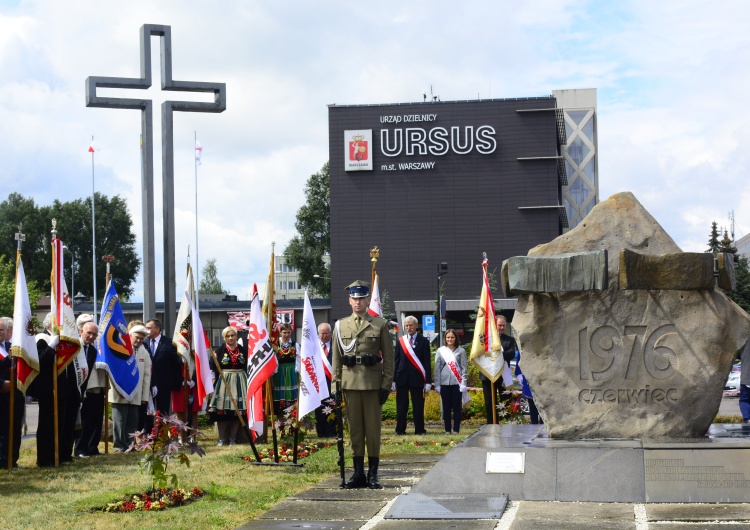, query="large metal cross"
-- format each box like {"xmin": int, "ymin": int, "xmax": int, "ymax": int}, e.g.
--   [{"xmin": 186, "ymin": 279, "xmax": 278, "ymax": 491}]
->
[{"xmin": 85, "ymin": 24, "xmax": 226, "ymax": 332}]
